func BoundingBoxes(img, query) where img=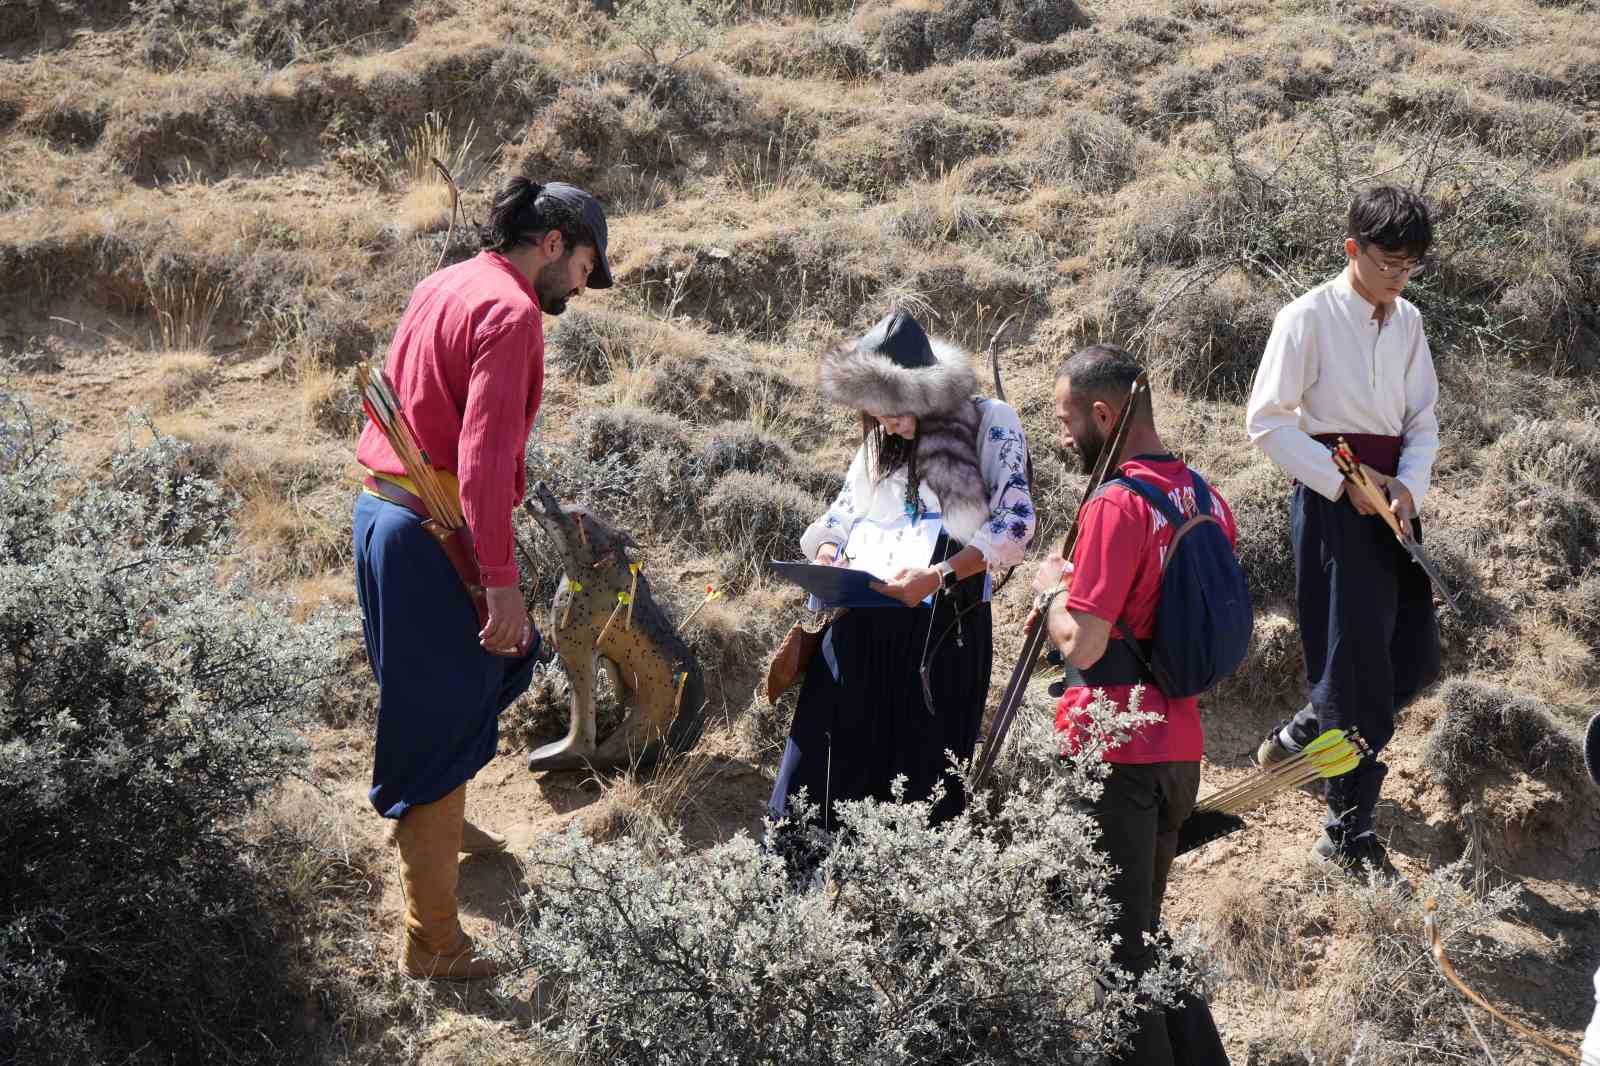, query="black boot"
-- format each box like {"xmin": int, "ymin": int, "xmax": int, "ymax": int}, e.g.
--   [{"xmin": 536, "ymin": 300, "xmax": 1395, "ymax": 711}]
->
[{"xmin": 1166, "ymin": 989, "xmax": 1230, "ymax": 1066}]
